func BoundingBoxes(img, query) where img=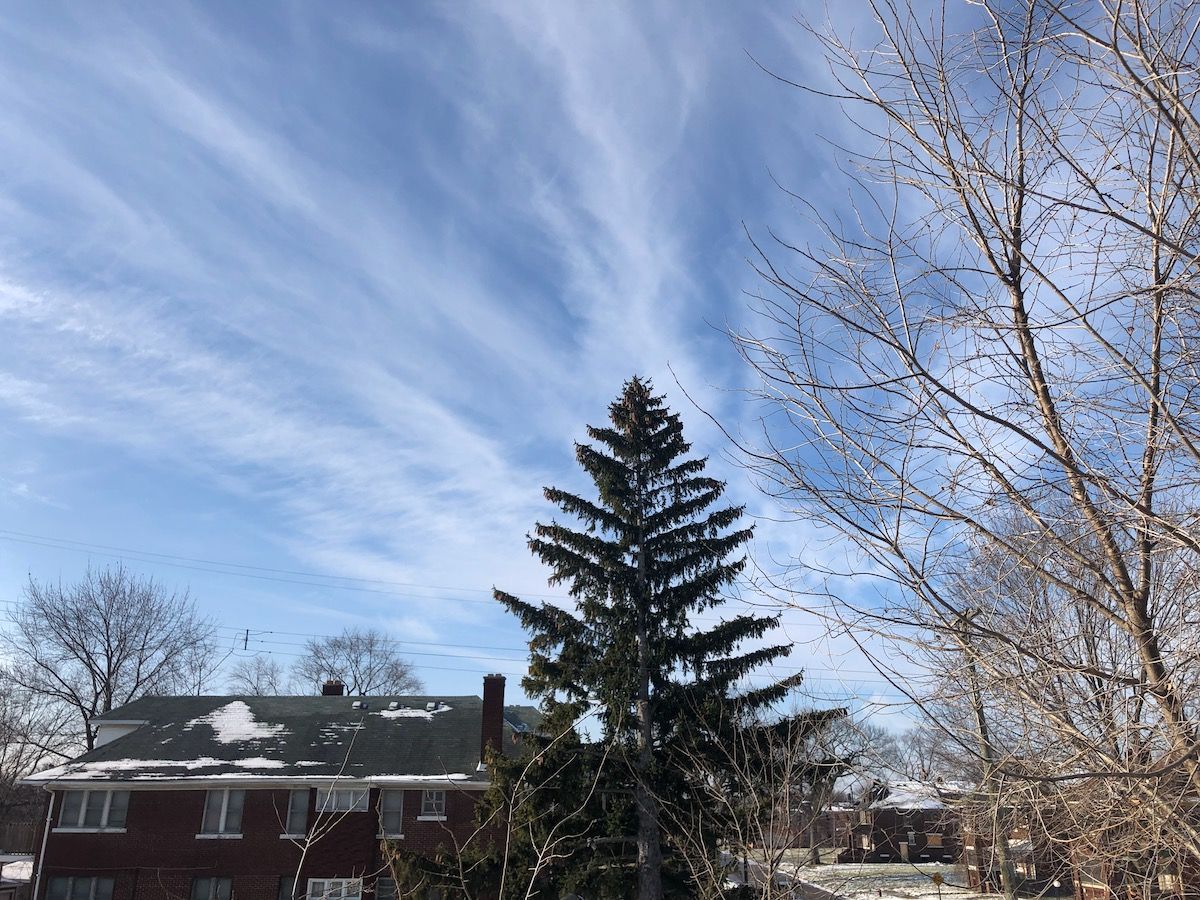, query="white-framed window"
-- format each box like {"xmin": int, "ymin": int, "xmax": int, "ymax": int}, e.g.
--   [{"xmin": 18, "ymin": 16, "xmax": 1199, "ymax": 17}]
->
[
  {"xmin": 378, "ymin": 790, "xmax": 404, "ymax": 836},
  {"xmin": 47, "ymin": 877, "xmax": 114, "ymax": 900},
  {"xmin": 191, "ymin": 877, "xmax": 233, "ymax": 900},
  {"xmin": 308, "ymin": 878, "xmax": 362, "ymax": 900},
  {"xmin": 58, "ymin": 790, "xmax": 129, "ymax": 830},
  {"xmin": 419, "ymin": 790, "xmax": 446, "ymax": 820},
  {"xmin": 200, "ymin": 789, "xmax": 245, "ymax": 835},
  {"xmin": 316, "ymin": 786, "xmax": 368, "ymax": 812},
  {"xmin": 285, "ymin": 788, "xmax": 309, "ymax": 835}
]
